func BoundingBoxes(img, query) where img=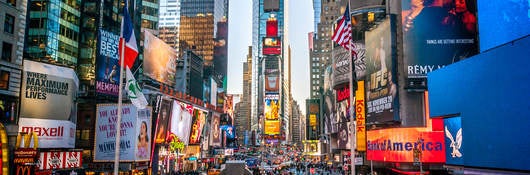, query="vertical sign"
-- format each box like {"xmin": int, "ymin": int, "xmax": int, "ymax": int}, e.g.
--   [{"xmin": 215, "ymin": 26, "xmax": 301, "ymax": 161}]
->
[
  {"xmin": 355, "ymin": 81, "xmax": 366, "ymax": 151},
  {"xmin": 96, "ymin": 29, "xmax": 120, "ymax": 96}
]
